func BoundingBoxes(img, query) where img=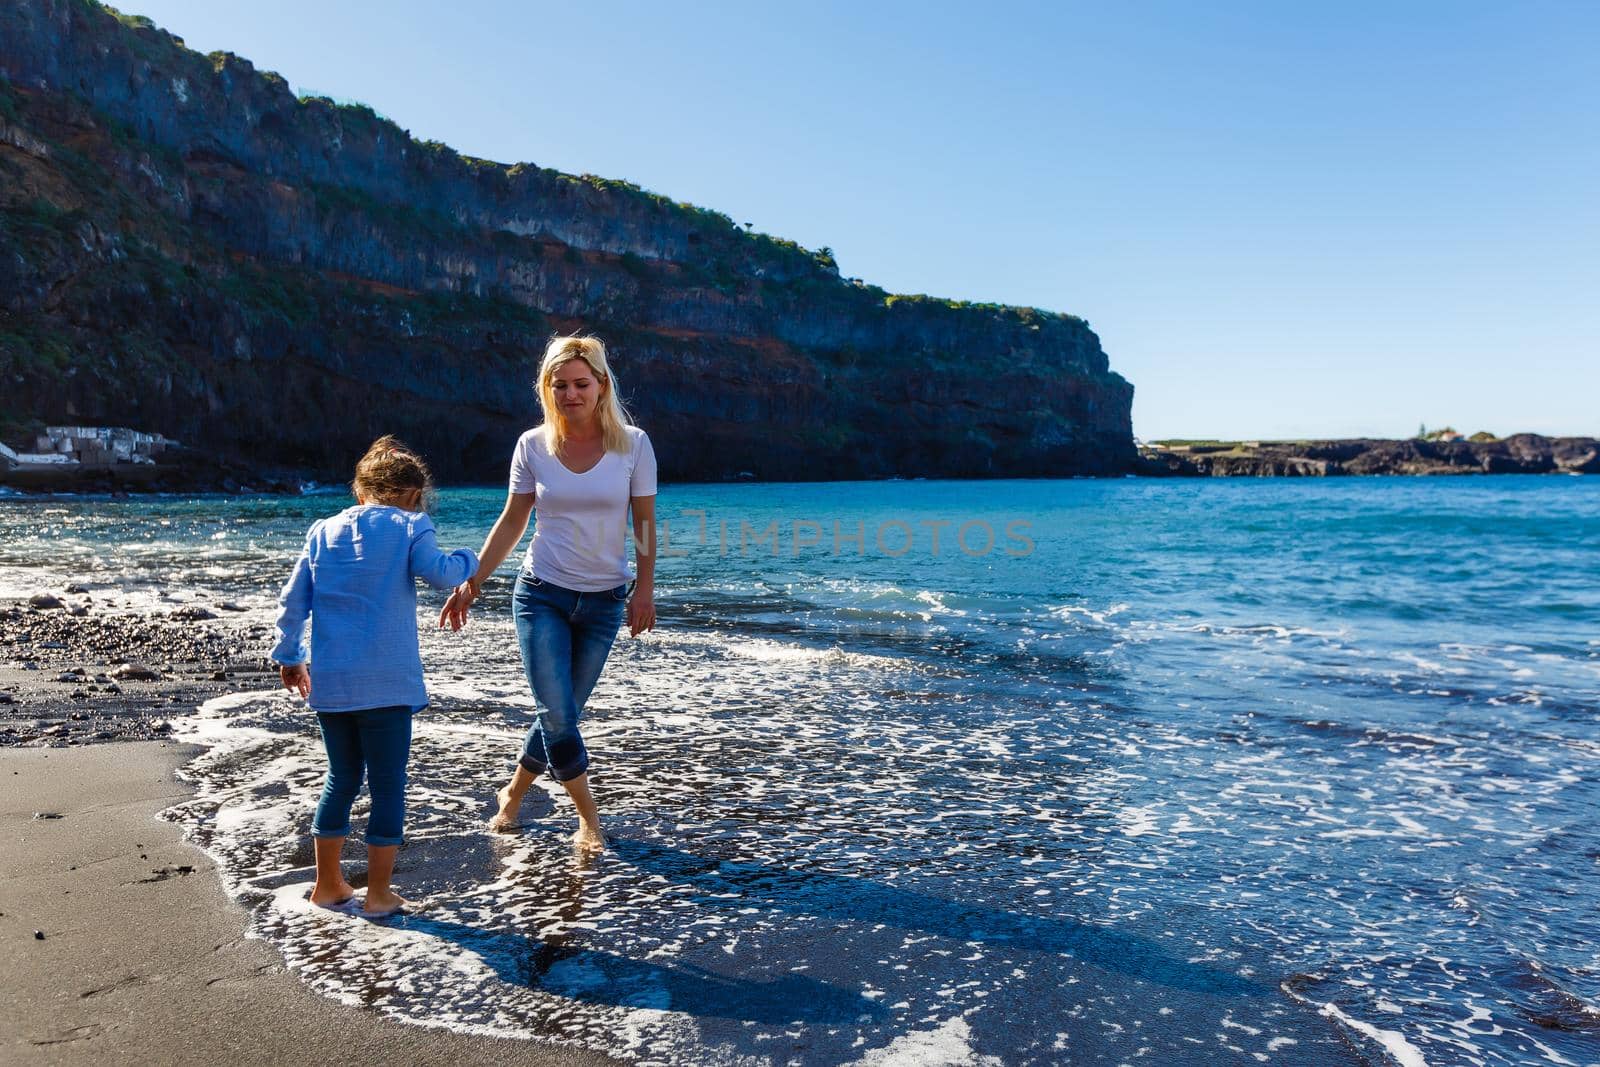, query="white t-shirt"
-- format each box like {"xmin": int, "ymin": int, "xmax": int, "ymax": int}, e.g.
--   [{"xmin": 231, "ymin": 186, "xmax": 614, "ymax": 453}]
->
[{"xmin": 508, "ymin": 425, "xmax": 657, "ymax": 591}]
